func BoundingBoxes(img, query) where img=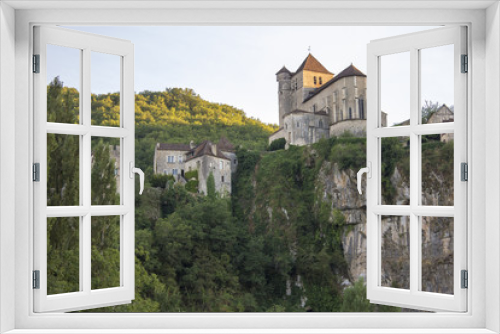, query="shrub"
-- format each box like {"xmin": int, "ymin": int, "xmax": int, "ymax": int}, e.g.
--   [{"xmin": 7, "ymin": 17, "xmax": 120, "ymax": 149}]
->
[
  {"xmin": 185, "ymin": 170, "xmax": 198, "ymax": 180},
  {"xmin": 185, "ymin": 180, "xmax": 199, "ymax": 193},
  {"xmin": 151, "ymin": 174, "xmax": 174, "ymax": 188},
  {"xmin": 268, "ymin": 138, "xmax": 286, "ymax": 151}
]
